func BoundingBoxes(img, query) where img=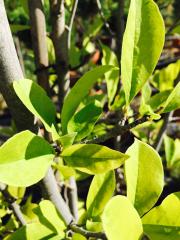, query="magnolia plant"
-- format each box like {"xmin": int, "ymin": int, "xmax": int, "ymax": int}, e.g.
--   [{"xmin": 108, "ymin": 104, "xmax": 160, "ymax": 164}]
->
[{"xmin": 0, "ymin": 0, "xmax": 179, "ymax": 239}]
